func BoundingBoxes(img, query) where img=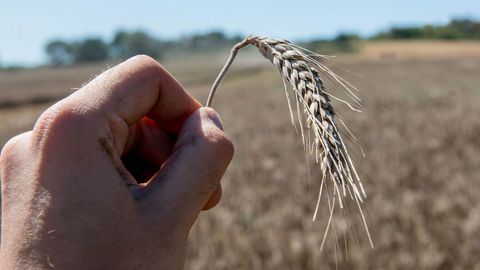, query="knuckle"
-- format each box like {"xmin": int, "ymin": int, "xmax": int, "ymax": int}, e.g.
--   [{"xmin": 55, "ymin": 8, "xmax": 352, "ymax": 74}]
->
[
  {"xmin": 131, "ymin": 54, "xmax": 158, "ymax": 65},
  {"xmin": 0, "ymin": 132, "xmax": 31, "ymax": 172},
  {"xmin": 35, "ymin": 103, "xmax": 72, "ymax": 132},
  {"xmin": 1, "ymin": 133, "xmax": 29, "ymax": 157},
  {"xmin": 1, "ymin": 137, "xmax": 20, "ymax": 165},
  {"xmin": 33, "ymin": 101, "xmax": 90, "ymax": 144},
  {"xmin": 129, "ymin": 54, "xmax": 163, "ymax": 79},
  {"xmin": 201, "ymin": 127, "xmax": 234, "ymax": 160}
]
